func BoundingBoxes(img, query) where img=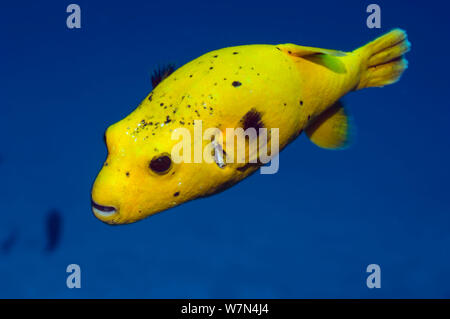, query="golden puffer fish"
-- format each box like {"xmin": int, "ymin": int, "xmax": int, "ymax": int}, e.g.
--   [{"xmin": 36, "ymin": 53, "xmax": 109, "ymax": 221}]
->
[{"xmin": 91, "ymin": 29, "xmax": 410, "ymax": 224}]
